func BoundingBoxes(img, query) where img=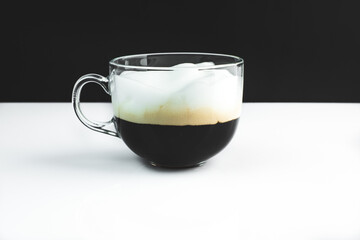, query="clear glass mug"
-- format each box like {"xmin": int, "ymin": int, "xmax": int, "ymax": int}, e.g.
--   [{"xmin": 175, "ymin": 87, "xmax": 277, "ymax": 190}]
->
[{"xmin": 72, "ymin": 53, "xmax": 244, "ymax": 168}]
